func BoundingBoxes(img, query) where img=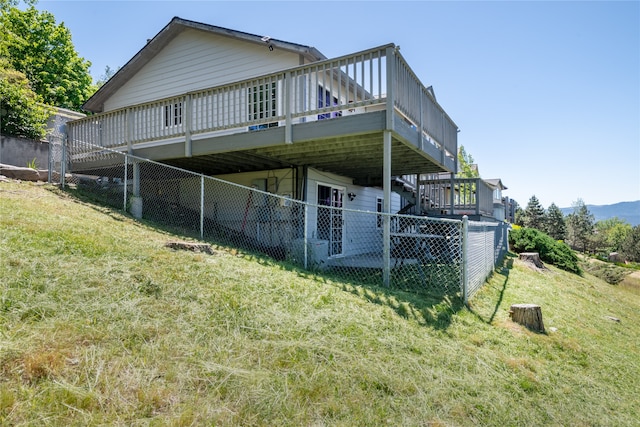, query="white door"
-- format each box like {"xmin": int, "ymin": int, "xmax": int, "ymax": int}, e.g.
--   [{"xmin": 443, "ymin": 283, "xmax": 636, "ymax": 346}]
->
[{"xmin": 317, "ymin": 184, "xmax": 344, "ymax": 256}]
